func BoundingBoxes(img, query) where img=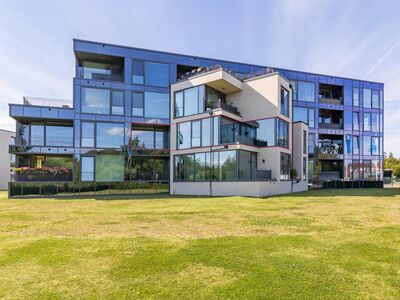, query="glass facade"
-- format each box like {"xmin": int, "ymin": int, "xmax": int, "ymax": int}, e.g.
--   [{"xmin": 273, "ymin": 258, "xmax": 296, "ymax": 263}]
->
[
  {"xmin": 280, "ymin": 153, "xmax": 291, "ymax": 180},
  {"xmin": 9, "ymin": 40, "xmax": 384, "ymax": 196},
  {"xmin": 174, "ymin": 150, "xmax": 258, "ymax": 182},
  {"xmin": 280, "ymin": 87, "xmax": 289, "ymax": 117}
]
